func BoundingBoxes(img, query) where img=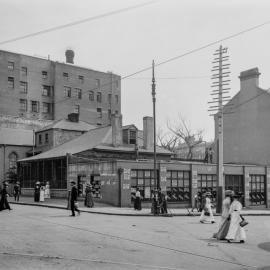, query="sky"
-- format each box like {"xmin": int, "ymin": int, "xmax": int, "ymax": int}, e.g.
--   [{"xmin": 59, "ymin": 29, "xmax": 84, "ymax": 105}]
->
[{"xmin": 1, "ymin": 0, "xmax": 270, "ymax": 141}]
